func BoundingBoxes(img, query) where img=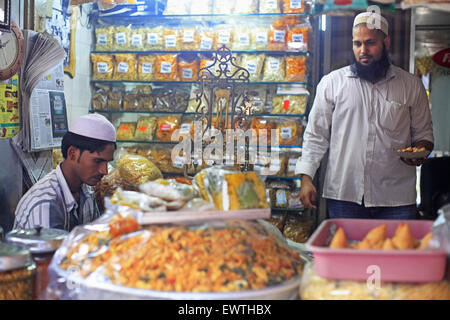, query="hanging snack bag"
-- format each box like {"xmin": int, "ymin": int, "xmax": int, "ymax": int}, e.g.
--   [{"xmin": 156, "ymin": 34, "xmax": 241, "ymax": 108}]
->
[
  {"xmin": 116, "ymin": 122, "xmax": 137, "ymax": 141},
  {"xmin": 180, "ymin": 26, "xmax": 199, "ymax": 51},
  {"xmin": 163, "ymin": 27, "xmax": 180, "ymax": 51},
  {"xmin": 214, "ymin": 24, "xmax": 233, "ymax": 50},
  {"xmin": 113, "ymin": 25, "xmax": 131, "ymax": 51},
  {"xmin": 260, "ymin": 0, "xmax": 281, "ymax": 13},
  {"xmin": 106, "ymin": 87, "xmax": 123, "ymax": 110},
  {"xmin": 239, "ymin": 54, "xmax": 265, "ymax": 81},
  {"xmin": 213, "ymin": 0, "xmax": 235, "ymax": 14},
  {"xmin": 155, "ymin": 116, "xmax": 180, "ymax": 142},
  {"xmin": 285, "ymin": 55, "xmax": 307, "ymax": 82},
  {"xmin": 113, "ymin": 53, "xmax": 137, "ymax": 81},
  {"xmin": 156, "ymin": 54, "xmax": 178, "ymax": 81},
  {"xmin": 117, "ymin": 154, "xmax": 163, "ymax": 186},
  {"xmin": 137, "ymin": 55, "xmax": 156, "ymax": 81},
  {"xmin": 128, "ymin": 27, "xmax": 146, "ymax": 51},
  {"xmin": 91, "ymin": 84, "xmax": 109, "ymax": 110},
  {"xmin": 134, "ymin": 116, "xmax": 157, "ymax": 141},
  {"xmin": 282, "ymin": 0, "xmax": 306, "ymax": 13},
  {"xmin": 197, "ymin": 26, "xmax": 215, "ymax": 51},
  {"xmin": 190, "ymin": 0, "xmax": 213, "ymax": 14},
  {"xmin": 262, "ymin": 55, "xmax": 286, "ymax": 82},
  {"xmin": 123, "ymin": 89, "xmax": 138, "ymax": 111},
  {"xmin": 95, "ymin": 26, "xmax": 114, "ymax": 51},
  {"xmin": 136, "ymin": 85, "xmax": 155, "ymax": 111},
  {"xmin": 178, "ymin": 57, "xmax": 199, "ymax": 81},
  {"xmin": 143, "ymin": 26, "xmax": 164, "ymax": 50},
  {"xmin": 272, "ymin": 93, "xmax": 308, "ymax": 114},
  {"xmin": 287, "ymin": 20, "xmax": 310, "ymax": 51},
  {"xmin": 164, "ymin": 0, "xmax": 191, "ymax": 14},
  {"xmin": 276, "ymin": 119, "xmax": 303, "ymax": 146},
  {"xmin": 234, "ymin": 0, "xmax": 258, "ymax": 13},
  {"xmin": 268, "ymin": 19, "xmax": 287, "ymax": 51},
  {"xmin": 252, "ymin": 22, "xmax": 269, "ymax": 51},
  {"xmin": 91, "ymin": 54, "xmax": 114, "ymax": 80},
  {"xmin": 232, "ymin": 24, "xmax": 251, "ymax": 51}
]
